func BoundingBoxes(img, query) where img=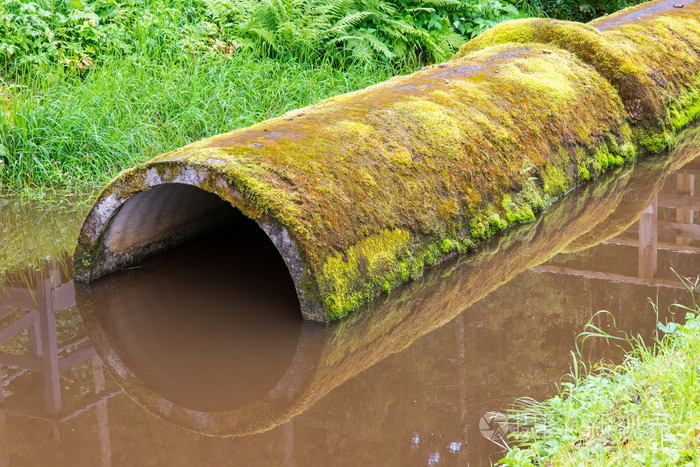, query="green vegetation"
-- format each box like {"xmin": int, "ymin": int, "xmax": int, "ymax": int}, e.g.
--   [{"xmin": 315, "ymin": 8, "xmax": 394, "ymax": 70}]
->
[
  {"xmin": 0, "ymin": 0, "xmax": 525, "ymax": 72},
  {"xmin": 1, "ymin": 55, "xmax": 397, "ymax": 188},
  {"xmin": 502, "ymin": 278, "xmax": 700, "ymax": 465},
  {"xmin": 0, "ymin": 0, "xmax": 647, "ymax": 73},
  {"xmin": 514, "ymin": 0, "xmax": 645, "ymax": 22},
  {"xmin": 0, "ymin": 0, "xmax": 401, "ymax": 190},
  {"xmin": 0, "ymin": 0, "xmax": 648, "ymax": 190},
  {"xmin": 243, "ymin": 0, "xmax": 521, "ymax": 65}
]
